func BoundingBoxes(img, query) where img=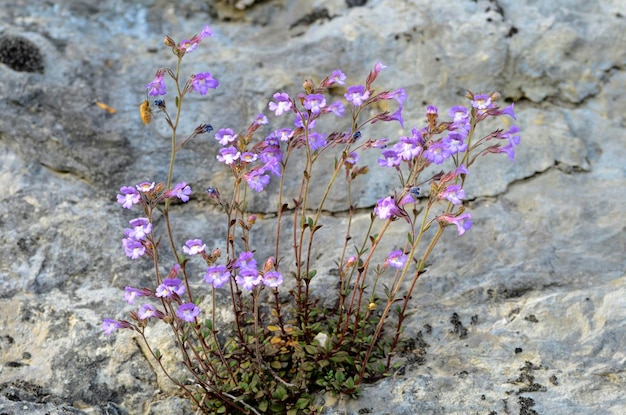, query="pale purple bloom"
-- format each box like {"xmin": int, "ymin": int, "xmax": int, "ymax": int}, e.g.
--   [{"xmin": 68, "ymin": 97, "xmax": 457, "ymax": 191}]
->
[
  {"xmin": 155, "ymin": 278, "xmax": 186, "ymax": 298},
  {"xmin": 386, "ymin": 250, "xmax": 407, "ymax": 269},
  {"xmin": 500, "ymin": 125, "xmax": 521, "ymax": 146},
  {"xmin": 327, "ymin": 101, "xmax": 345, "ymax": 116},
  {"xmin": 146, "ymin": 70, "xmax": 166, "ymax": 96},
  {"xmin": 167, "ymin": 182, "xmax": 192, "ymax": 202},
  {"xmin": 177, "ymin": 303, "xmax": 200, "ymax": 322},
  {"xmin": 426, "ymin": 105, "xmax": 438, "ymax": 116},
  {"xmin": 377, "ymin": 149, "xmax": 401, "ymax": 167},
  {"xmin": 439, "ymin": 212, "xmax": 473, "ymax": 235},
  {"xmin": 235, "ymin": 251, "xmax": 257, "ymax": 272},
  {"xmin": 217, "ymin": 146, "xmax": 240, "ymax": 164},
  {"xmin": 307, "ymin": 132, "xmax": 327, "ymax": 151},
  {"xmin": 136, "ymin": 182, "xmax": 155, "ymax": 193},
  {"xmin": 203, "ymin": 265, "xmax": 230, "ymax": 289},
  {"xmin": 192, "ymin": 72, "xmax": 219, "ymax": 95},
  {"xmin": 254, "ymin": 113, "xmax": 269, "ymax": 125},
  {"xmin": 374, "ymin": 196, "xmax": 402, "ymax": 220},
  {"xmin": 304, "ymin": 94, "xmax": 326, "ymax": 114},
  {"xmin": 183, "ymin": 239, "xmax": 206, "ymax": 256},
  {"xmin": 126, "ymin": 218, "xmax": 152, "ymax": 240},
  {"xmin": 269, "ymin": 93, "xmax": 292, "ymax": 116},
  {"xmin": 244, "ymin": 168, "xmax": 271, "ymax": 192},
  {"xmin": 102, "ymin": 319, "xmax": 123, "ymax": 335},
  {"xmin": 374, "ymin": 61, "xmax": 387, "ymax": 75},
  {"xmin": 262, "ymin": 158, "xmax": 282, "ymax": 177},
  {"xmin": 471, "ymin": 93, "xmax": 493, "ymax": 110},
  {"xmin": 180, "ymin": 25, "xmax": 214, "ymax": 53},
  {"xmin": 138, "ymin": 304, "xmax": 157, "ymax": 320},
  {"xmin": 124, "ymin": 287, "xmax": 145, "ymax": 304},
  {"xmin": 393, "ymin": 136, "xmax": 422, "ymax": 161},
  {"xmin": 344, "ymin": 85, "xmax": 370, "ymax": 106},
  {"xmin": 235, "ymin": 269, "xmax": 262, "ymax": 291},
  {"xmin": 274, "ymin": 128, "xmax": 293, "ymax": 142},
  {"xmin": 240, "ymin": 152, "xmax": 258, "ymax": 163},
  {"xmin": 329, "ymin": 69, "xmax": 346, "ymax": 85},
  {"xmin": 439, "ymin": 184, "xmax": 465, "ymax": 205},
  {"xmin": 294, "ymin": 112, "xmax": 316, "ymax": 129},
  {"xmin": 215, "ymin": 128, "xmax": 237, "ymax": 145},
  {"xmin": 448, "ymin": 105, "xmax": 469, "ymax": 123},
  {"xmin": 443, "ymin": 131, "xmax": 468, "ymax": 154},
  {"xmin": 345, "ymin": 151, "xmax": 360, "ymax": 165},
  {"xmin": 423, "ymin": 141, "xmax": 451, "ymax": 165},
  {"xmin": 117, "ymin": 186, "xmax": 141, "ymax": 209},
  {"xmin": 123, "ymin": 238, "xmax": 146, "ymax": 259},
  {"xmin": 263, "ymin": 271, "xmax": 284, "ymax": 288}
]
